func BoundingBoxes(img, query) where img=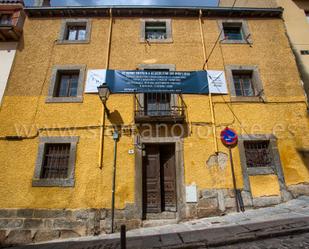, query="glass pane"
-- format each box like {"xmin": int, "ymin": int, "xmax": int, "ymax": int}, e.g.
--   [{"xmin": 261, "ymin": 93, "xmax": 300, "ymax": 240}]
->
[
  {"xmin": 0, "ymin": 15, "xmax": 12, "ymax": 25},
  {"xmin": 233, "ymin": 76, "xmax": 243, "ymax": 96},
  {"xmin": 67, "ymin": 28, "xmax": 77, "ymax": 40},
  {"xmin": 58, "ymin": 75, "xmax": 70, "ymax": 97},
  {"xmin": 69, "ymin": 75, "xmax": 79, "ymax": 97},
  {"xmin": 242, "ymin": 78, "xmax": 254, "ymax": 96},
  {"xmin": 224, "ymin": 26, "xmax": 243, "ymax": 40},
  {"xmin": 78, "ymin": 29, "xmax": 86, "ymax": 40}
]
